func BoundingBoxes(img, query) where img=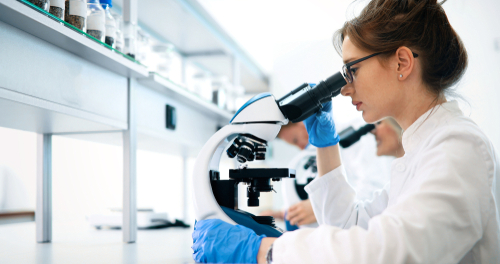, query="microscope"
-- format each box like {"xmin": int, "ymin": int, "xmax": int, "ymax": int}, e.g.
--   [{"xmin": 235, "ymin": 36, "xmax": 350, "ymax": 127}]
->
[{"xmin": 192, "ymin": 72, "xmax": 347, "ymax": 237}]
